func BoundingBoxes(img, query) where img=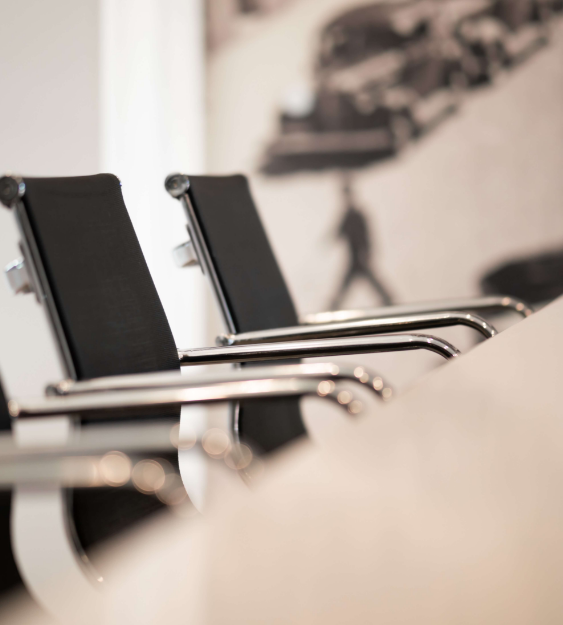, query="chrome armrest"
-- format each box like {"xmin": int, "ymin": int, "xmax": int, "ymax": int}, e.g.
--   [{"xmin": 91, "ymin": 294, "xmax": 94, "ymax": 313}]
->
[
  {"xmin": 300, "ymin": 296, "xmax": 533, "ymax": 325},
  {"xmin": 0, "ymin": 423, "xmax": 178, "ymax": 489},
  {"xmin": 179, "ymin": 333, "xmax": 460, "ymax": 366},
  {"xmin": 0, "ymin": 421, "xmax": 247, "ymax": 492},
  {"xmin": 9, "ymin": 377, "xmax": 361, "ymax": 420},
  {"xmin": 217, "ymin": 311, "xmax": 496, "ymax": 347},
  {"xmin": 49, "ymin": 363, "xmax": 393, "ymax": 401},
  {"xmin": 5, "ymin": 375, "xmax": 367, "ymax": 491}
]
